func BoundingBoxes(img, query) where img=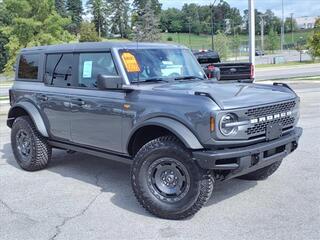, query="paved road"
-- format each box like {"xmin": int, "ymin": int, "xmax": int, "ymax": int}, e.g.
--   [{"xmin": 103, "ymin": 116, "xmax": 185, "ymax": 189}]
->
[
  {"xmin": 255, "ymin": 63, "xmax": 320, "ymax": 81},
  {"xmin": 1, "ymin": 82, "xmax": 319, "ymax": 240},
  {"xmin": 229, "ymin": 50, "xmax": 312, "ymax": 64}
]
